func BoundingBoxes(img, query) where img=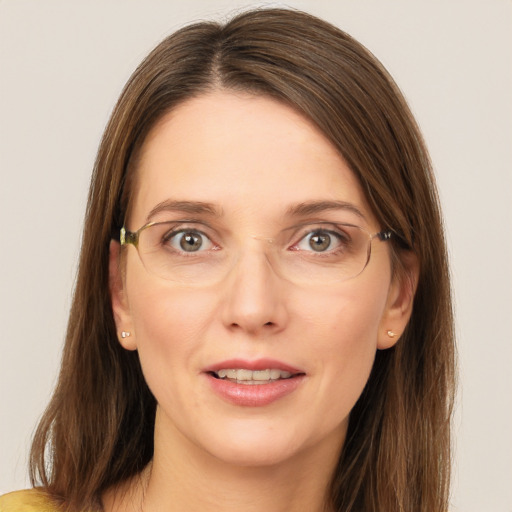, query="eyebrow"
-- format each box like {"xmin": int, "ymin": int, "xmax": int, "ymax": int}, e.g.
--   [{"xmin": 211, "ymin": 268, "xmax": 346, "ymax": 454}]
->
[
  {"xmin": 286, "ymin": 200, "xmax": 367, "ymax": 220},
  {"xmin": 145, "ymin": 200, "xmax": 222, "ymax": 223},
  {"xmin": 145, "ymin": 199, "xmax": 366, "ymax": 224}
]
